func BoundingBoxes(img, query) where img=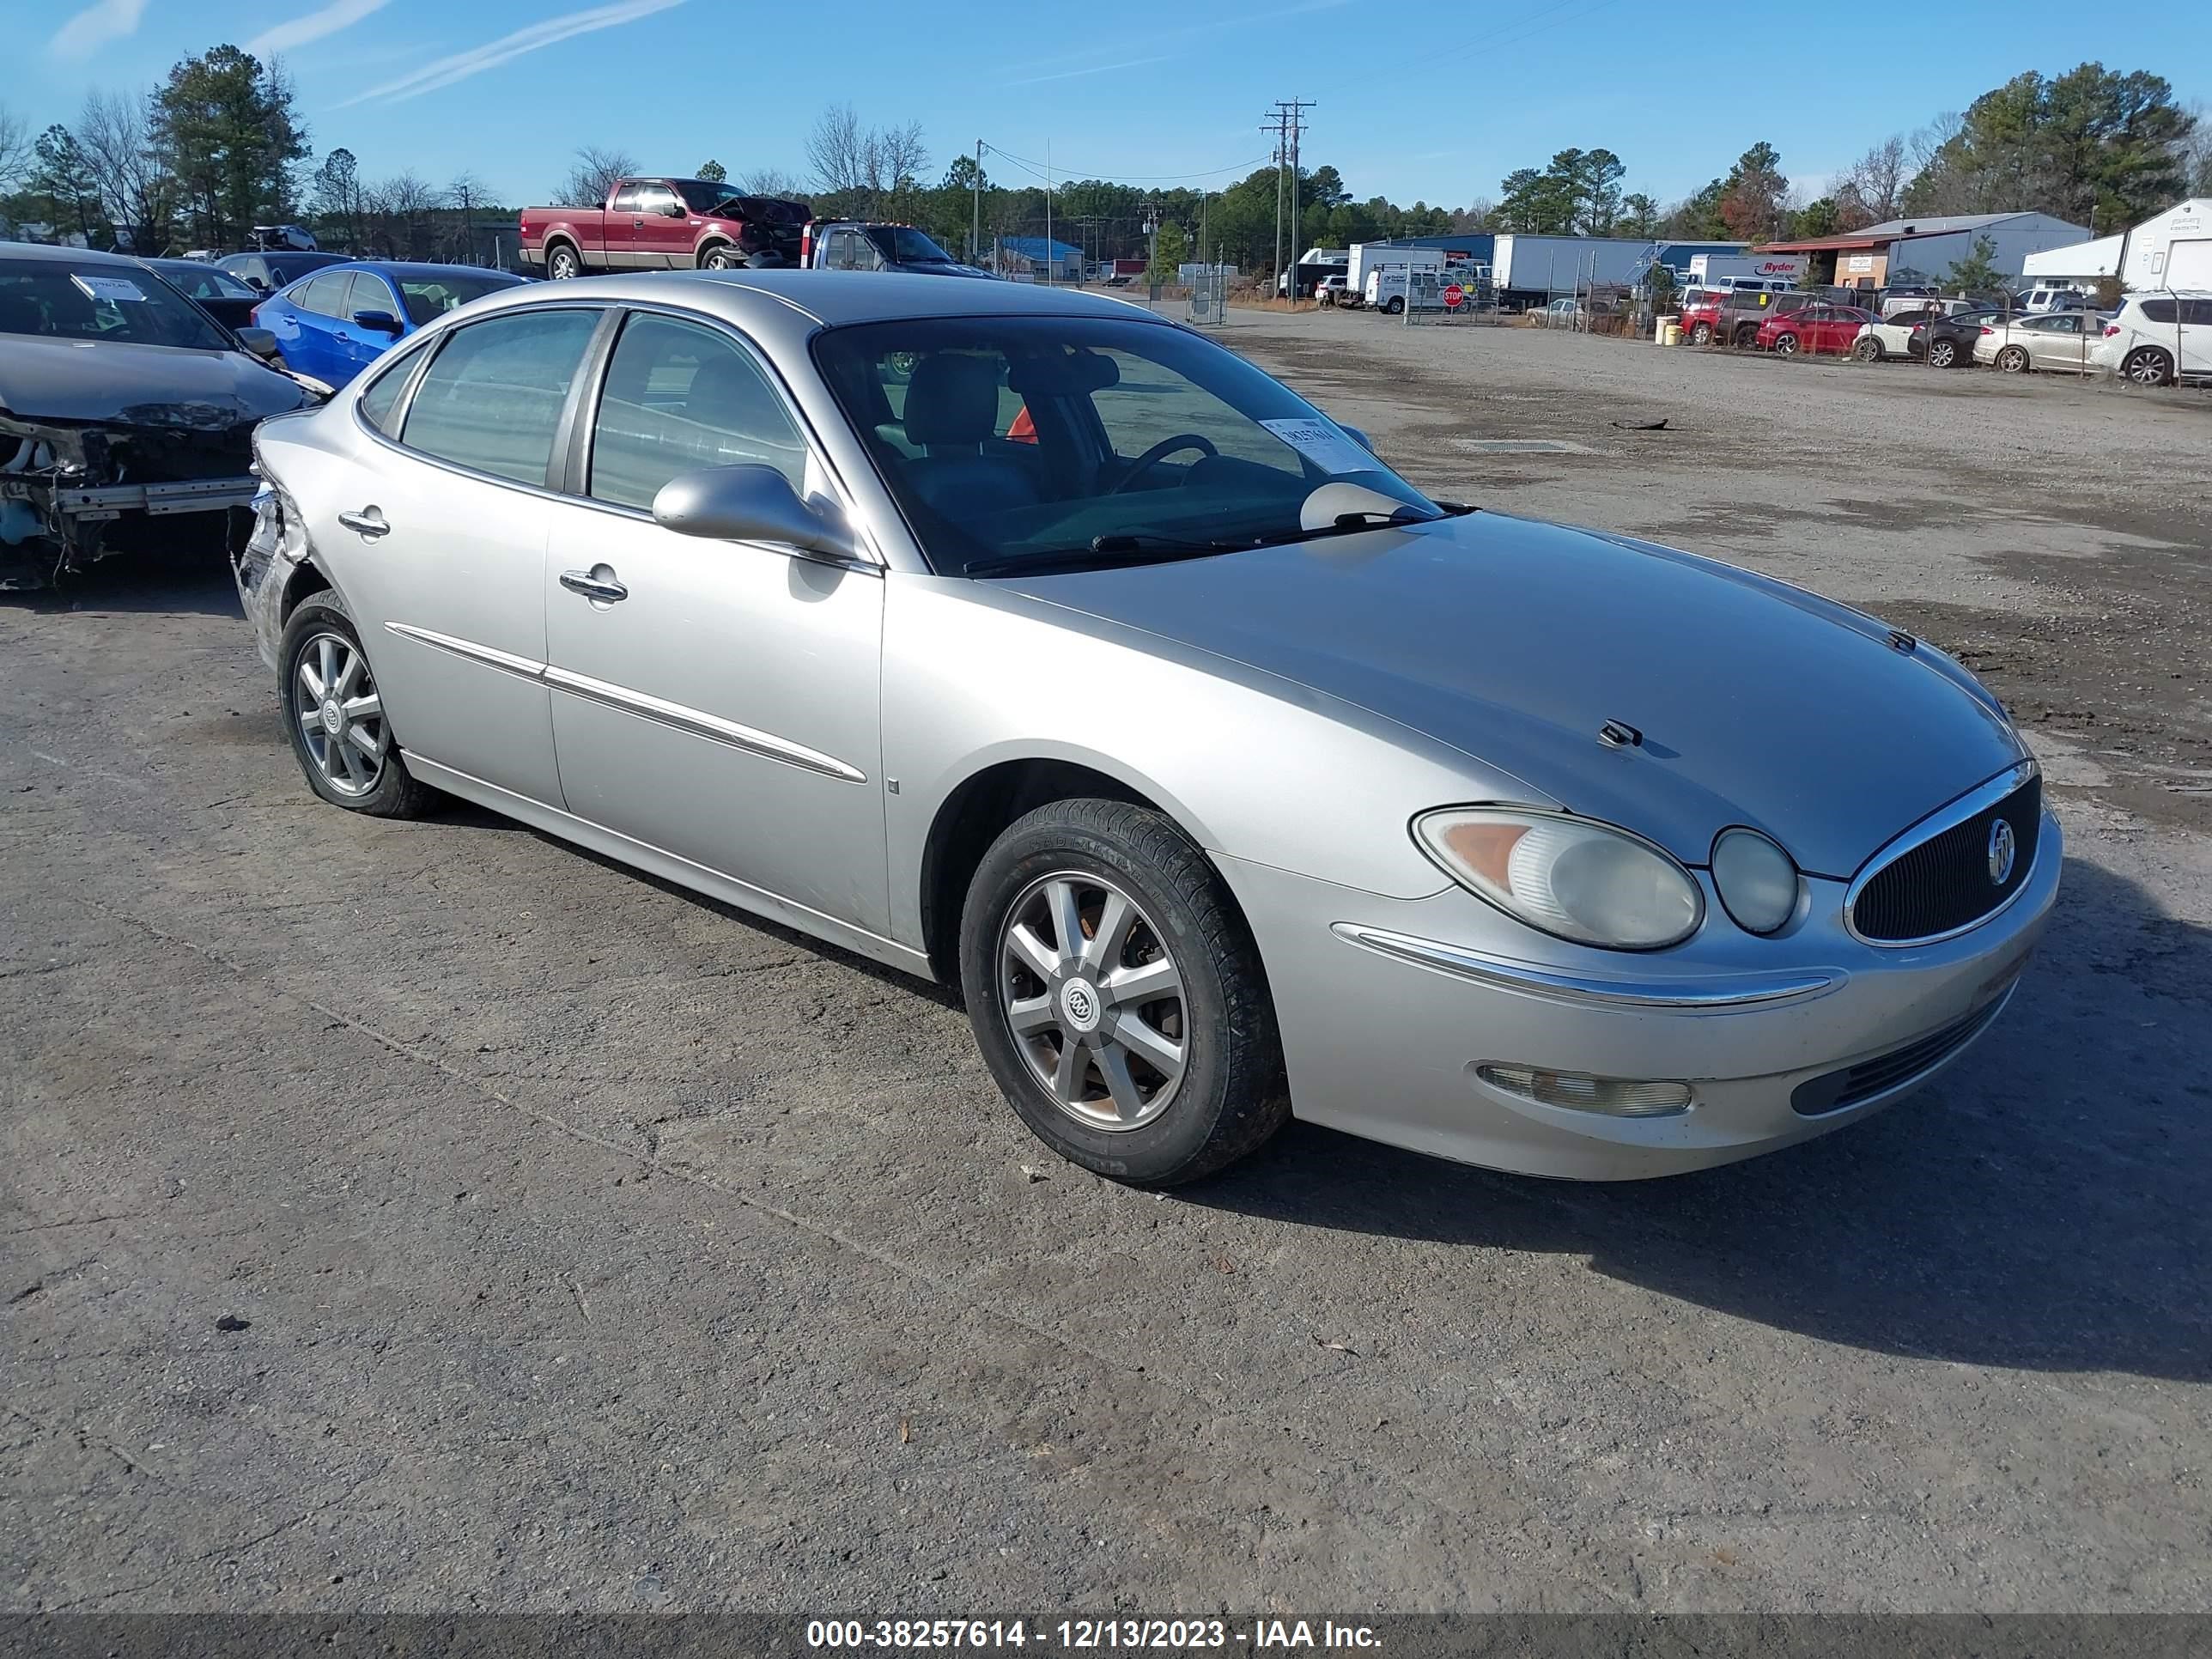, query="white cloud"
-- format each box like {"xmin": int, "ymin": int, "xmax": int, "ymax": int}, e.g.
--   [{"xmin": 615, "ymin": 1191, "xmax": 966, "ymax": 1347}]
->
[
  {"xmin": 50, "ymin": 0, "xmax": 149, "ymax": 58},
  {"xmin": 1010, "ymin": 55, "xmax": 1171, "ymax": 88},
  {"xmin": 246, "ymin": 0, "xmax": 391, "ymax": 56},
  {"xmin": 337, "ymin": 0, "xmax": 683, "ymax": 106}
]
